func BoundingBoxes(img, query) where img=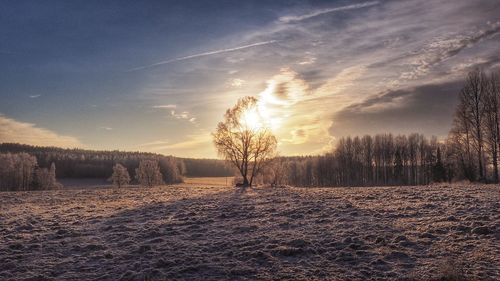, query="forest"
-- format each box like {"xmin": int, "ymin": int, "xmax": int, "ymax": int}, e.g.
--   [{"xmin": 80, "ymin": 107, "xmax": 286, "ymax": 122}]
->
[{"xmin": 0, "ymin": 144, "xmax": 234, "ymax": 191}]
